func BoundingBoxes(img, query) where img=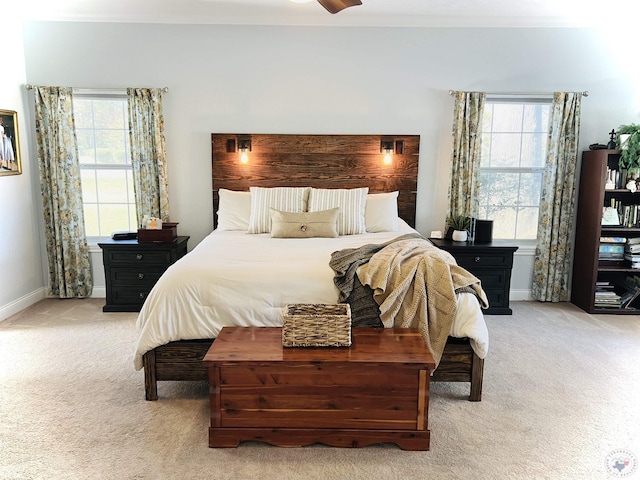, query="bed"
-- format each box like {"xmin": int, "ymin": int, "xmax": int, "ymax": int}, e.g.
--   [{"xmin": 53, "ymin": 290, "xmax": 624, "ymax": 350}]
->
[{"xmin": 135, "ymin": 134, "xmax": 489, "ymax": 402}]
